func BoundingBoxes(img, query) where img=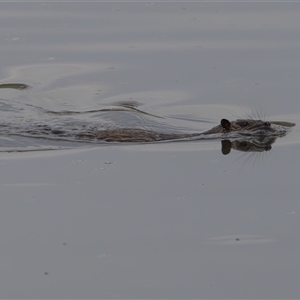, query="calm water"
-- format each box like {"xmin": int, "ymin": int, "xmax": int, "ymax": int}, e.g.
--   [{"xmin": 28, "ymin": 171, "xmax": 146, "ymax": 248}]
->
[{"xmin": 1, "ymin": 2, "xmax": 300, "ymax": 298}]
